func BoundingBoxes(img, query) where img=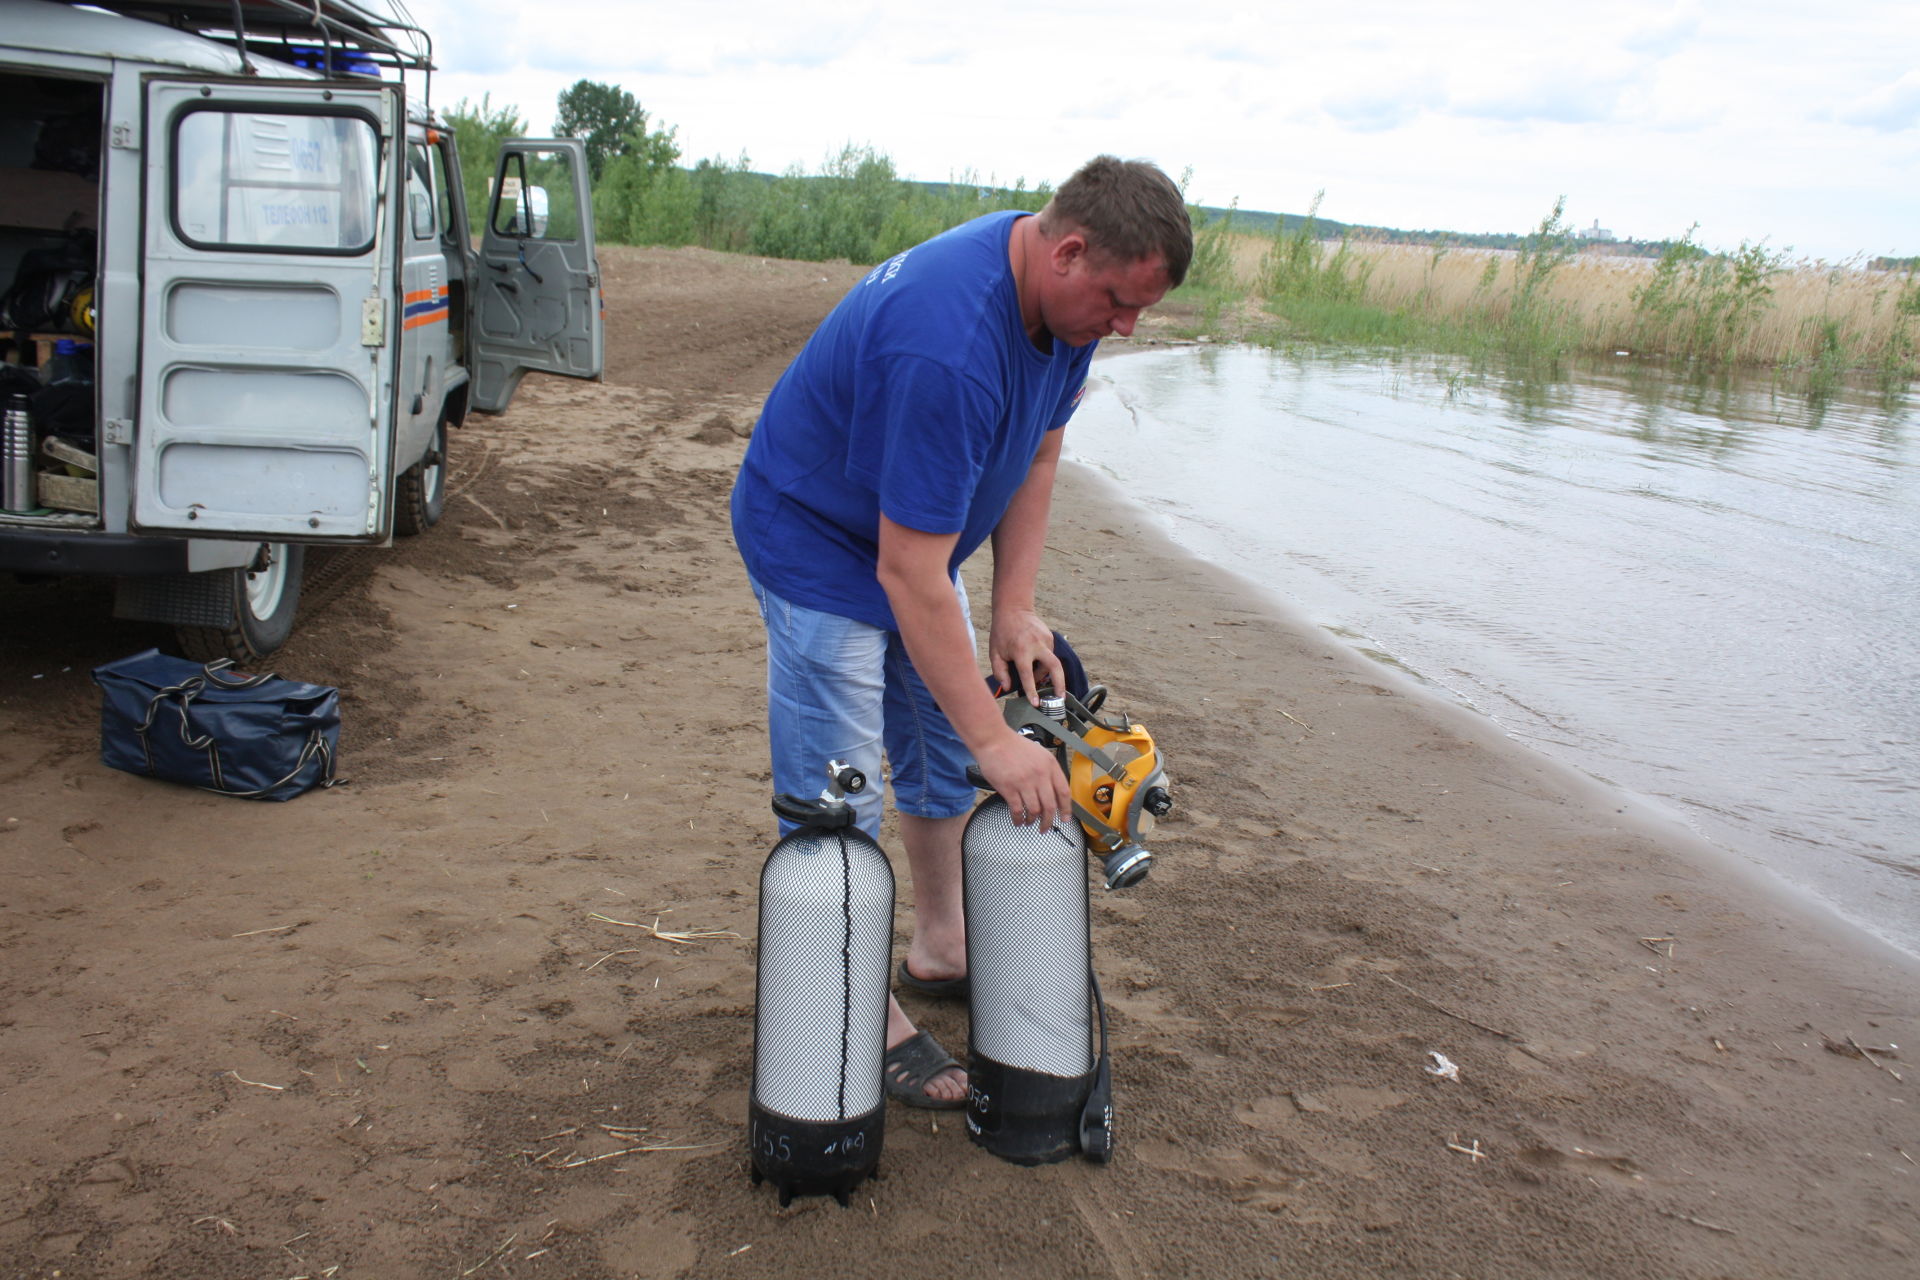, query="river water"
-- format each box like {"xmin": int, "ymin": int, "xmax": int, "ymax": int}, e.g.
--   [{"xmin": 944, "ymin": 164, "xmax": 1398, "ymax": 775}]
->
[{"xmin": 1069, "ymin": 346, "xmax": 1920, "ymax": 957}]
